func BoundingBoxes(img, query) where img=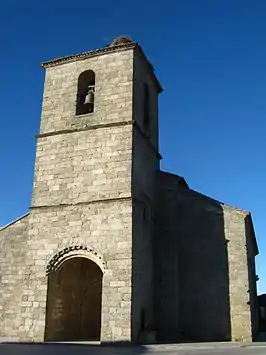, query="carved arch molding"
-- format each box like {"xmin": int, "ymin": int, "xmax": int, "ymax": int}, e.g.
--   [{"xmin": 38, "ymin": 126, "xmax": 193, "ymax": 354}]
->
[{"xmin": 46, "ymin": 245, "xmax": 106, "ymax": 276}]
